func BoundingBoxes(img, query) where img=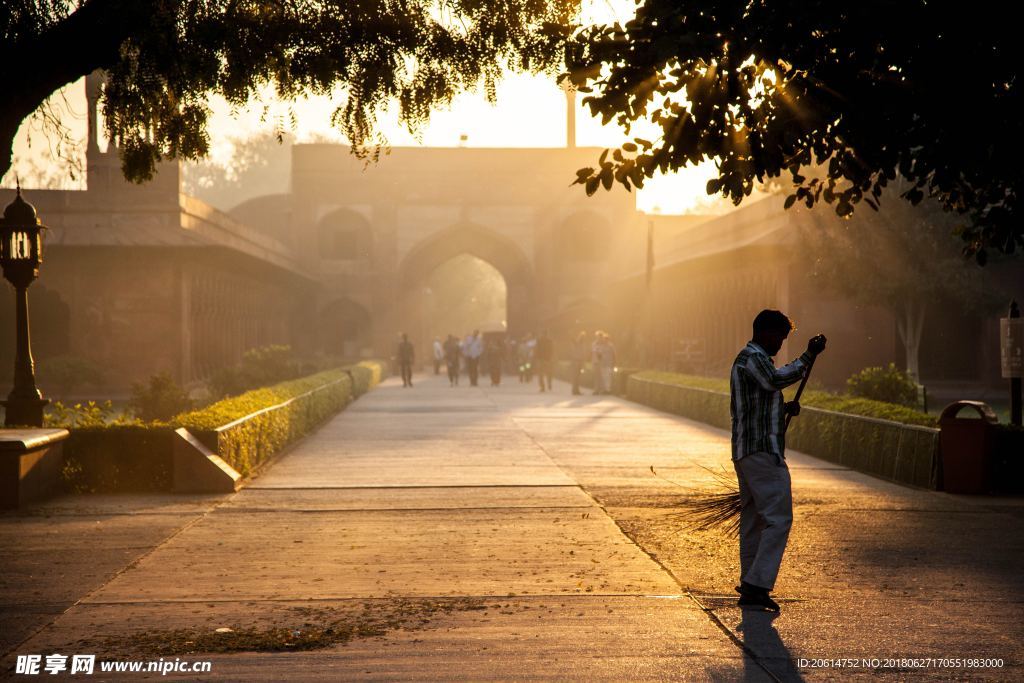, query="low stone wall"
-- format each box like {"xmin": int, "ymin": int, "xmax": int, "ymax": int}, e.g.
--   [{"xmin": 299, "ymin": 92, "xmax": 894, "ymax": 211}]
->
[
  {"xmin": 0, "ymin": 429, "xmax": 70, "ymax": 508},
  {"xmin": 62, "ymin": 362, "xmax": 385, "ymax": 493},
  {"xmin": 193, "ymin": 375, "xmax": 354, "ymax": 477},
  {"xmin": 626, "ymin": 375, "xmax": 940, "ymax": 489}
]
